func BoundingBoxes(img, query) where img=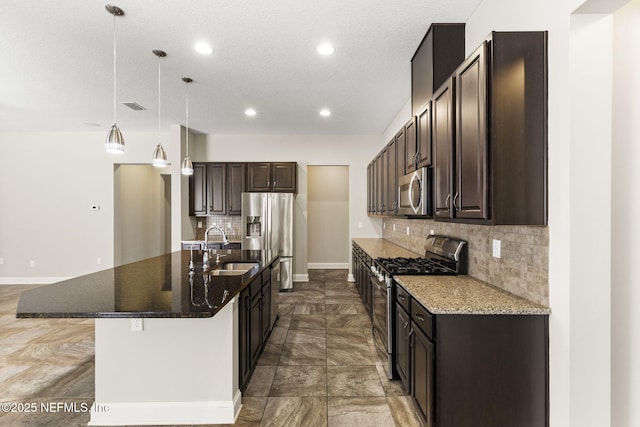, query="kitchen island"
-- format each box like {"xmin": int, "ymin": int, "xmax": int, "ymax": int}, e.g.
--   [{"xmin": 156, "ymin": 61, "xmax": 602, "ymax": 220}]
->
[{"xmin": 16, "ymin": 249, "xmax": 279, "ymax": 426}]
